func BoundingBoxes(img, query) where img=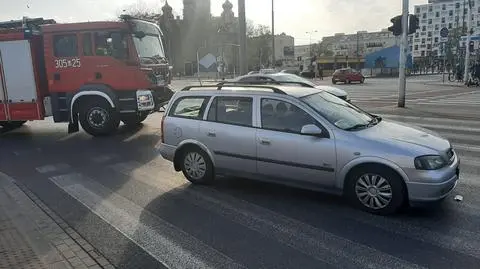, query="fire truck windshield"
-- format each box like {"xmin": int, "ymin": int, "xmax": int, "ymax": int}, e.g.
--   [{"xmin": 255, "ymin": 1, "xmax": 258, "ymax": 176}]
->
[{"xmin": 130, "ymin": 19, "xmax": 166, "ymax": 64}]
